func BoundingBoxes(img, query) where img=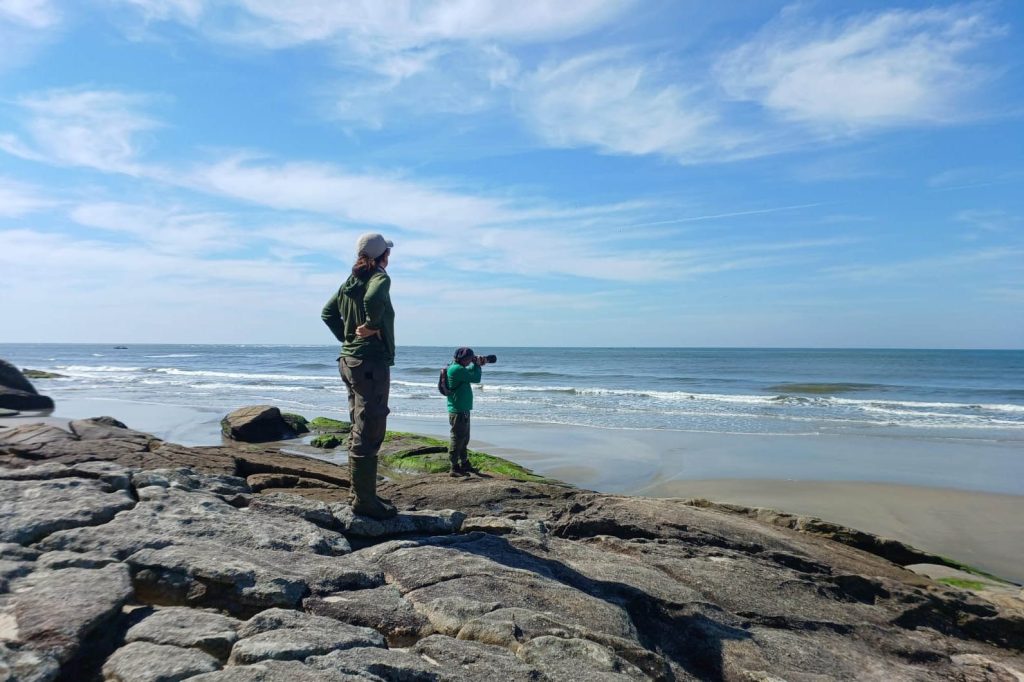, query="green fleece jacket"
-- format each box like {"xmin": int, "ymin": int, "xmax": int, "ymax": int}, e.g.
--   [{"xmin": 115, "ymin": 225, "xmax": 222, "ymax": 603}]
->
[
  {"xmin": 446, "ymin": 362, "xmax": 481, "ymax": 413},
  {"xmin": 321, "ymin": 270, "xmax": 395, "ymax": 366}
]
